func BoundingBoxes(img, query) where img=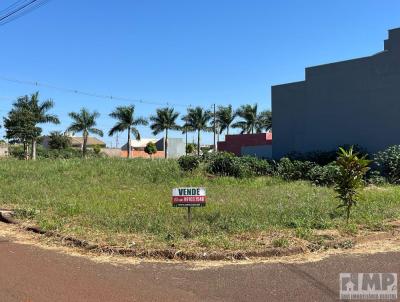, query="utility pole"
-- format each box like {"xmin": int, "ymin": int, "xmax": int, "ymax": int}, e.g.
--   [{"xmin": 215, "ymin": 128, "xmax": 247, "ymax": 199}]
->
[{"xmin": 213, "ymin": 103, "xmax": 217, "ymax": 152}]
